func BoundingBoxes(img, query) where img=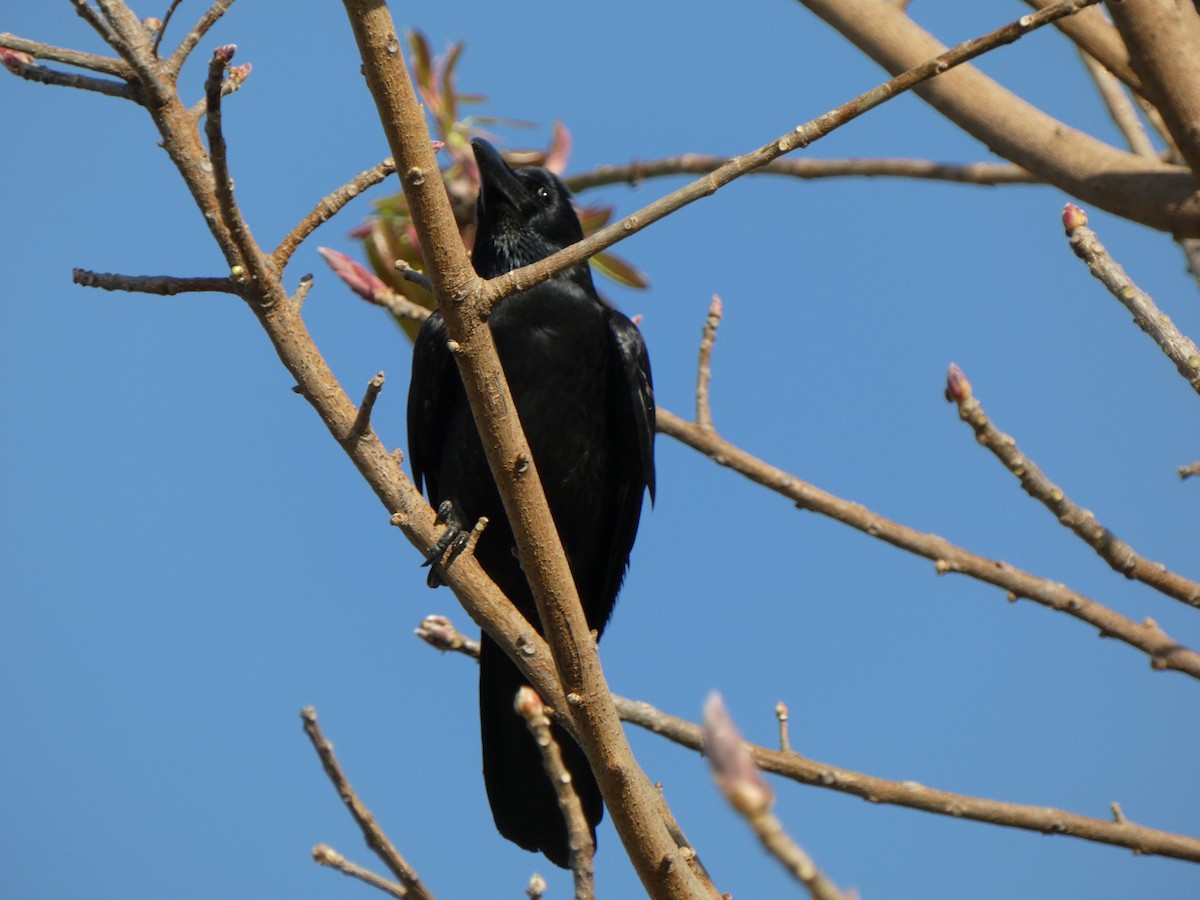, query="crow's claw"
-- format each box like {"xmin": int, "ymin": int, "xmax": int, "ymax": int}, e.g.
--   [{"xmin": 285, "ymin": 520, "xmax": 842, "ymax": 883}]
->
[{"xmin": 423, "ymin": 500, "xmax": 468, "ymax": 587}]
